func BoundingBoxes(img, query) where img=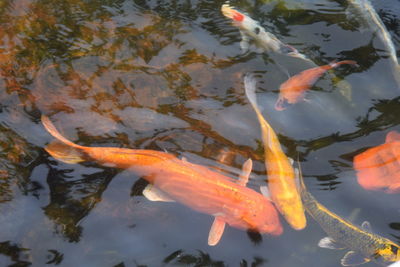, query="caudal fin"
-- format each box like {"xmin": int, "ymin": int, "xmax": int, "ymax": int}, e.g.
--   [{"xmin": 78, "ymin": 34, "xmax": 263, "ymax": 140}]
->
[
  {"xmin": 45, "ymin": 140, "xmax": 85, "ymax": 164},
  {"xmin": 330, "ymin": 60, "xmax": 358, "ymax": 68},
  {"xmin": 42, "ymin": 115, "xmax": 86, "ymax": 163}
]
